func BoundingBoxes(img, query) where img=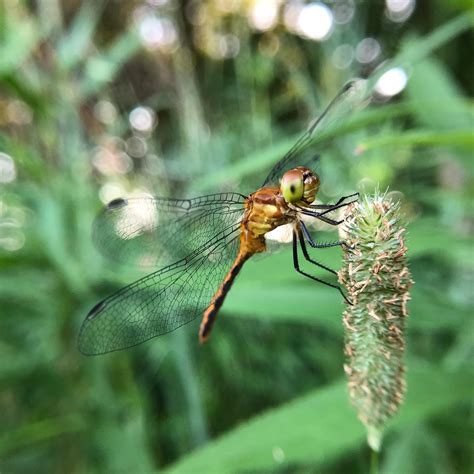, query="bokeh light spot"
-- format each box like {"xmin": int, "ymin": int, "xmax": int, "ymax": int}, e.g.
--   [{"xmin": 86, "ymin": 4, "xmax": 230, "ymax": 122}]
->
[
  {"xmin": 297, "ymin": 3, "xmax": 334, "ymax": 41},
  {"xmin": 249, "ymin": 0, "xmax": 279, "ymax": 32},
  {"xmin": 375, "ymin": 67, "xmax": 408, "ymax": 97},
  {"xmin": 332, "ymin": 44, "xmax": 354, "ymax": 69},
  {"xmin": 355, "ymin": 37, "xmax": 381, "ymax": 64},
  {"xmin": 385, "ymin": 0, "xmax": 415, "ymax": 23},
  {"xmin": 126, "ymin": 136, "xmax": 148, "ymax": 158},
  {"xmin": 138, "ymin": 15, "xmax": 178, "ymax": 50},
  {"xmin": 129, "ymin": 106, "xmax": 156, "ymax": 132},
  {"xmin": 92, "ymin": 147, "xmax": 133, "ymax": 176},
  {"xmin": 94, "ymin": 100, "xmax": 117, "ymax": 125},
  {"xmin": 218, "ymin": 34, "xmax": 240, "ymax": 58},
  {"xmin": 333, "ymin": 0, "xmax": 355, "ymax": 25}
]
